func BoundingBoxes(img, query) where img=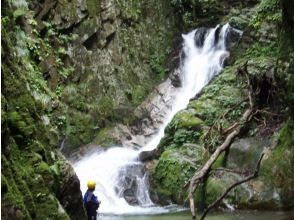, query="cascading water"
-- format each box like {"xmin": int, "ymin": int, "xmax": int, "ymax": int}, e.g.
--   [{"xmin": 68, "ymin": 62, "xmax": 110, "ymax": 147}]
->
[{"xmin": 73, "ymin": 23, "xmax": 242, "ymax": 215}]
